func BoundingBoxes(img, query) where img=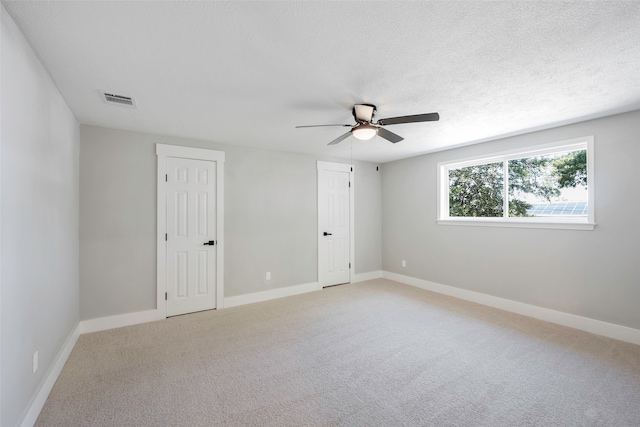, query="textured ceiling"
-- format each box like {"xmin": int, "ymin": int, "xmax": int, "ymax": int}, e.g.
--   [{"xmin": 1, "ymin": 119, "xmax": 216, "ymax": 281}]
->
[{"xmin": 3, "ymin": 1, "xmax": 640, "ymax": 163}]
